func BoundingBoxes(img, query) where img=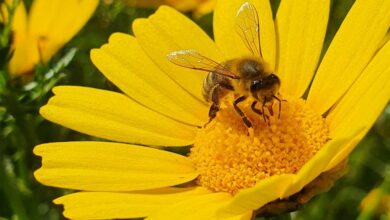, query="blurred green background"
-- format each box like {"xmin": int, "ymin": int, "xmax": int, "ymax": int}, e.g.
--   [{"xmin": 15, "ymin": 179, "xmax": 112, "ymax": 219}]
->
[{"xmin": 0, "ymin": 0, "xmax": 389, "ymax": 219}]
